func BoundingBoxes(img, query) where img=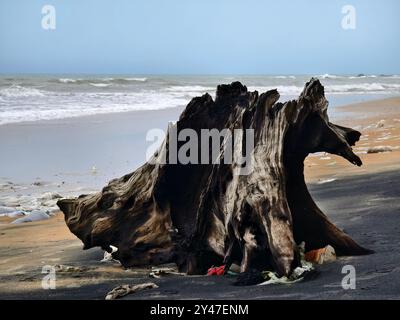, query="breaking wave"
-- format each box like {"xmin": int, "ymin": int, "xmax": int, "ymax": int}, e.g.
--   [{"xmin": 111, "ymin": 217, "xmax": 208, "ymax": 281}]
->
[
  {"xmin": 58, "ymin": 77, "xmax": 147, "ymax": 84},
  {"xmin": 1, "ymin": 75, "xmax": 400, "ymax": 125},
  {"xmin": 0, "ymin": 85, "xmax": 46, "ymax": 98}
]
